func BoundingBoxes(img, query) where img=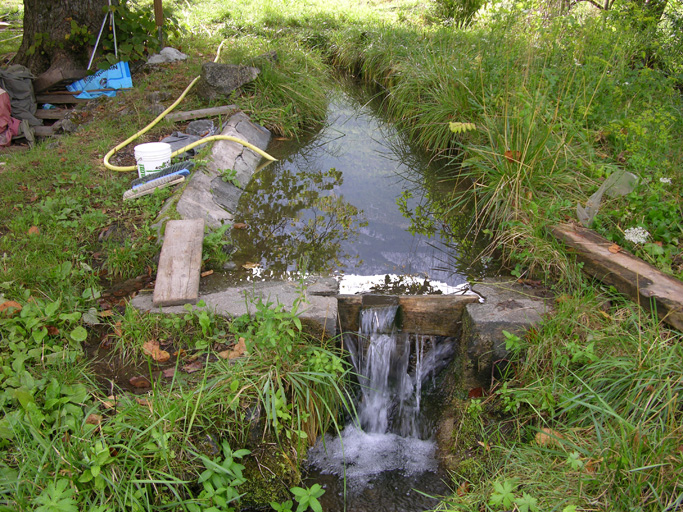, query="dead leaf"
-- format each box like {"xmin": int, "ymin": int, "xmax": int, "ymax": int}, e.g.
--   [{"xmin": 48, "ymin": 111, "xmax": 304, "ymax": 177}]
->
[
  {"xmin": 183, "ymin": 361, "xmax": 204, "ymax": 374},
  {"xmin": 218, "ymin": 337, "xmax": 247, "ymax": 360},
  {"xmin": 129, "ymin": 376, "xmax": 151, "ymax": 389},
  {"xmin": 102, "ymin": 396, "xmax": 117, "ymax": 409},
  {"xmin": 86, "ymin": 414, "xmax": 102, "ymax": 426},
  {"xmin": 242, "ymin": 262, "xmax": 260, "ymax": 270},
  {"xmin": 162, "ymin": 368, "xmax": 176, "ymax": 378},
  {"xmin": 608, "ymin": 243, "xmax": 621, "ymax": 254},
  {"xmin": 173, "ymin": 348, "xmax": 187, "ymax": 358},
  {"xmin": 456, "ymin": 481, "xmax": 470, "ymax": 497},
  {"xmin": 0, "ymin": 300, "xmax": 22, "ymax": 316},
  {"xmin": 504, "ymin": 150, "xmax": 522, "ymax": 163},
  {"xmin": 233, "ymin": 222, "xmax": 248, "ymax": 230},
  {"xmin": 47, "ymin": 325, "xmax": 60, "ymax": 335},
  {"xmin": 584, "ymin": 457, "xmax": 602, "ymax": 474},
  {"xmin": 142, "ymin": 340, "xmax": 170, "ymax": 363},
  {"xmin": 135, "ymin": 398, "xmax": 152, "ymax": 408},
  {"xmin": 535, "ymin": 427, "xmax": 565, "ymax": 449},
  {"xmin": 201, "ymin": 270, "xmax": 214, "ymax": 278},
  {"xmin": 477, "ymin": 440, "xmax": 491, "ymax": 452},
  {"xmin": 27, "ymin": 226, "xmax": 40, "ymax": 236},
  {"xmin": 99, "ymin": 310, "xmax": 114, "ymax": 318},
  {"xmin": 468, "ymin": 387, "xmax": 484, "ymax": 398}
]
